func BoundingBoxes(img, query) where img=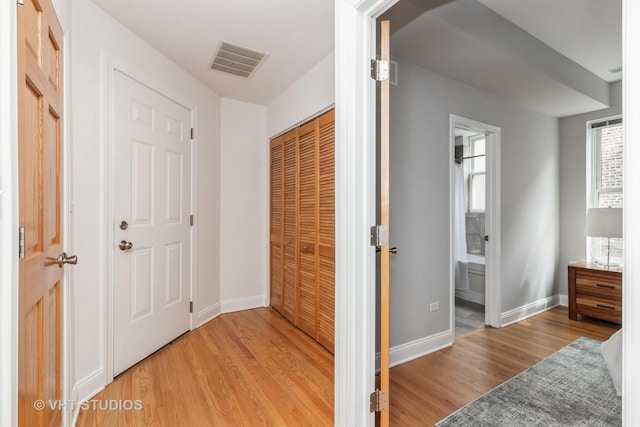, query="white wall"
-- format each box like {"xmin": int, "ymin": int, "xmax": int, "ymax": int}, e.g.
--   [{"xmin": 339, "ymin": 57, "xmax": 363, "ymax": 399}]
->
[
  {"xmin": 267, "ymin": 52, "xmax": 335, "ymax": 137},
  {"xmin": 0, "ymin": 1, "xmax": 18, "ymax": 425},
  {"xmin": 70, "ymin": 0, "xmax": 221, "ymax": 403},
  {"xmin": 389, "ymin": 59, "xmax": 559, "ymax": 347},
  {"xmin": 219, "ymin": 98, "xmax": 269, "ymax": 311},
  {"xmin": 558, "ymin": 81, "xmax": 622, "ymax": 295}
]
